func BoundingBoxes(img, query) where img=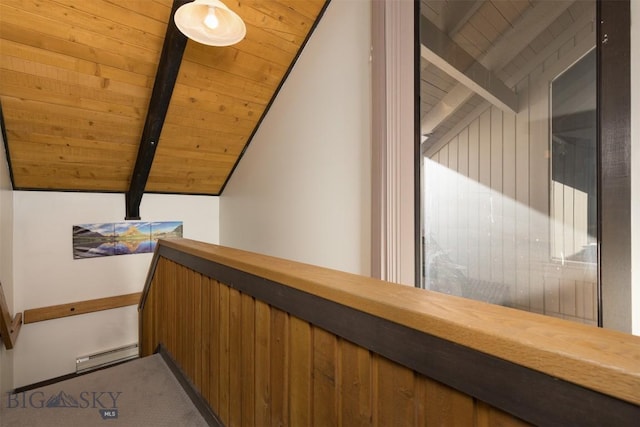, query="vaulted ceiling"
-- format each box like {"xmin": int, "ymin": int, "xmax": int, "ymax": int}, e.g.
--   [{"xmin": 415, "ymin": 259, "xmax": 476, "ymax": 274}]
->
[
  {"xmin": 0, "ymin": 0, "xmax": 328, "ymax": 200},
  {"xmin": 2, "ymin": 0, "xmax": 596, "ymax": 208}
]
